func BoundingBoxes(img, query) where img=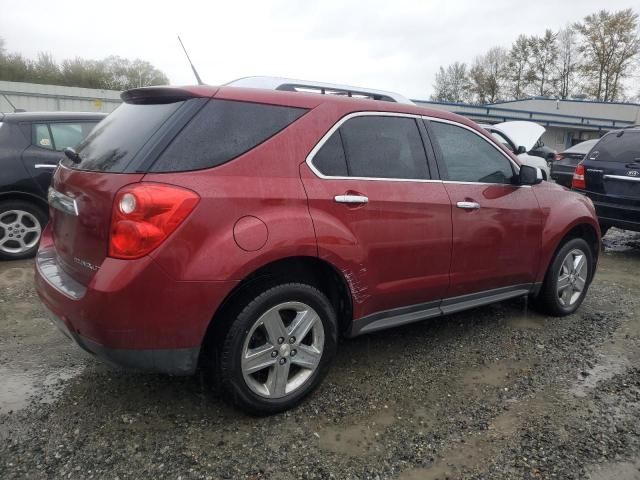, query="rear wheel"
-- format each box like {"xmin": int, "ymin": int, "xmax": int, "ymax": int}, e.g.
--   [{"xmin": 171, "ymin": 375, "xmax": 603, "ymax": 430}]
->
[
  {"xmin": 533, "ymin": 238, "xmax": 593, "ymax": 316},
  {"xmin": 0, "ymin": 200, "xmax": 47, "ymax": 260},
  {"xmin": 218, "ymin": 283, "xmax": 337, "ymax": 415}
]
